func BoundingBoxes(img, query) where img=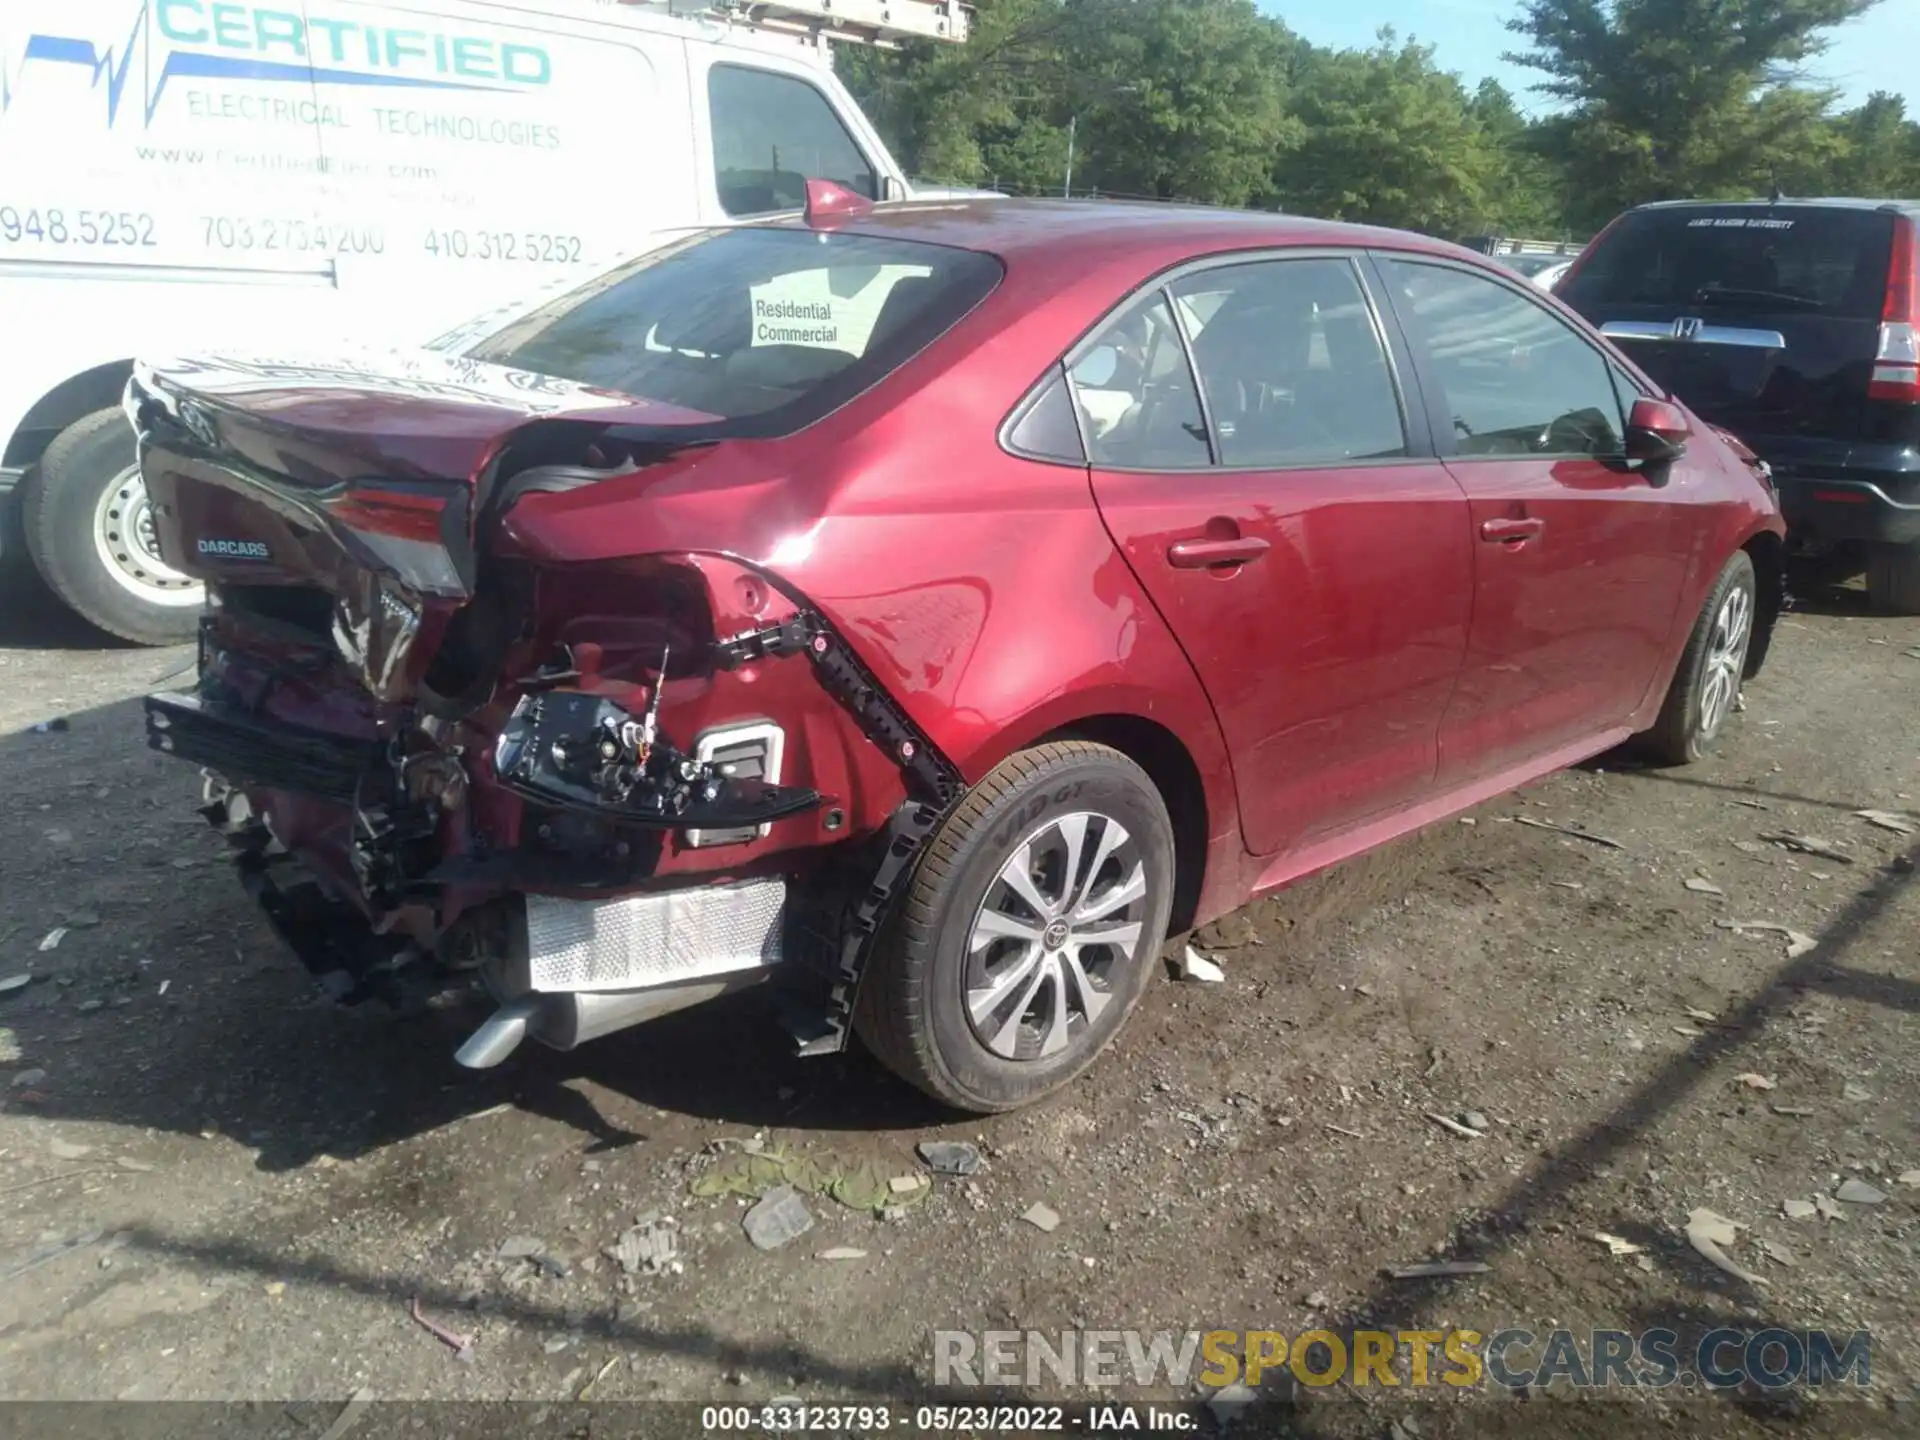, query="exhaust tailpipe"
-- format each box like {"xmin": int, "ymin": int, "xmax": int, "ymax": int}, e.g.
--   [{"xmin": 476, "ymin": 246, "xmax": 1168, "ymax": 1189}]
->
[{"xmin": 455, "ymin": 974, "xmax": 769, "ymax": 1069}]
